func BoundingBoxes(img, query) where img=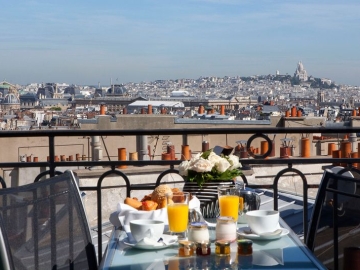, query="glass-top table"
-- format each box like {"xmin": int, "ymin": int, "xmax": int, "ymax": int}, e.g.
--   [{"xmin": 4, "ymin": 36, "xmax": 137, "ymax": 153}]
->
[{"xmin": 99, "ymin": 218, "xmax": 325, "ymax": 269}]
